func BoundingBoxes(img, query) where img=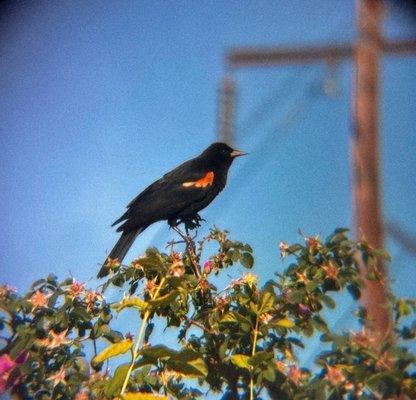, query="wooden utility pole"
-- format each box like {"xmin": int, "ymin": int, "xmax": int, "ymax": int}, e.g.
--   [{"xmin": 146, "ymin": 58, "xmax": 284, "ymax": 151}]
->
[
  {"xmin": 222, "ymin": 0, "xmax": 416, "ymax": 346},
  {"xmin": 353, "ymin": 0, "xmax": 389, "ymax": 343}
]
